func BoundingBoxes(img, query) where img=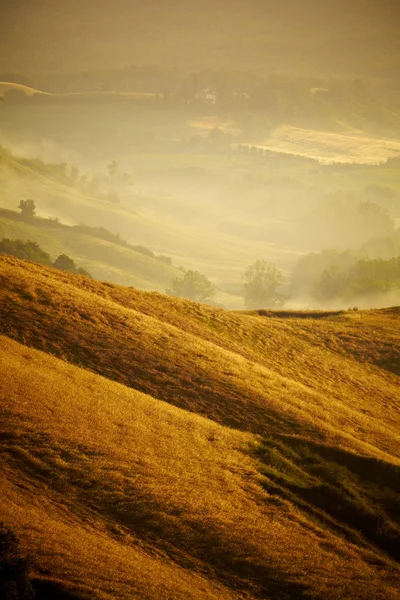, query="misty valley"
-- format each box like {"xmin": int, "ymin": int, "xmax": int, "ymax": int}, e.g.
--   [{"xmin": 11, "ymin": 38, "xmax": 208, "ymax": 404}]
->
[{"xmin": 1, "ymin": 83, "xmax": 400, "ymax": 310}]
